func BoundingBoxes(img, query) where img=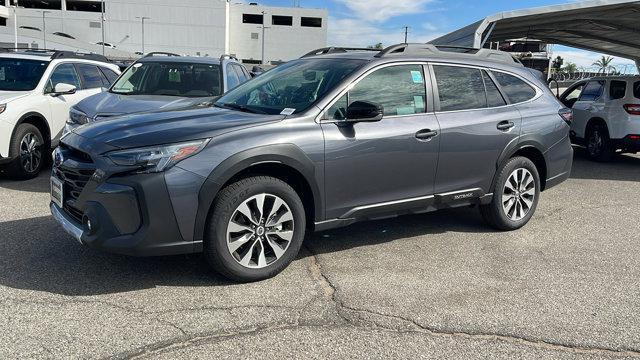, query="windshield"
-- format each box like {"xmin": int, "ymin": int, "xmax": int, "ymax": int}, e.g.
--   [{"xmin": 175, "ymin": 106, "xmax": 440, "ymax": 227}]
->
[
  {"xmin": 111, "ymin": 61, "xmax": 222, "ymax": 97},
  {"xmin": 215, "ymin": 58, "xmax": 366, "ymax": 115},
  {"xmin": 0, "ymin": 58, "xmax": 49, "ymax": 91}
]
